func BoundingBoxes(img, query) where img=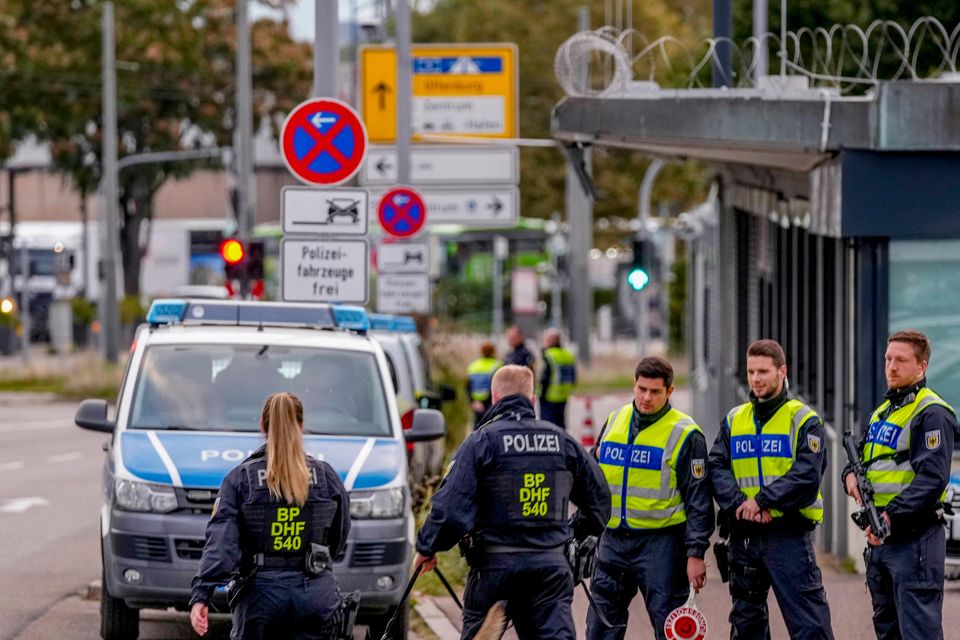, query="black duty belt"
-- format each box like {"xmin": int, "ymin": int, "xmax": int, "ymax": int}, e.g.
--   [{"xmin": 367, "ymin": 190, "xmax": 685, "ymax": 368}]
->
[
  {"xmin": 253, "ymin": 553, "xmax": 305, "ymax": 571},
  {"xmin": 484, "ymin": 544, "xmax": 565, "ymax": 556}
]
